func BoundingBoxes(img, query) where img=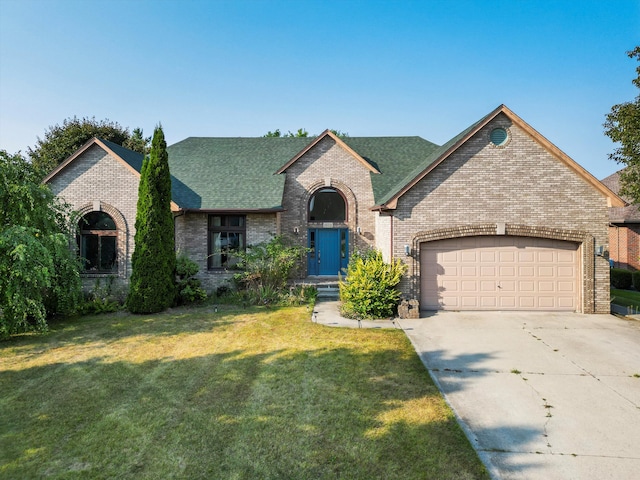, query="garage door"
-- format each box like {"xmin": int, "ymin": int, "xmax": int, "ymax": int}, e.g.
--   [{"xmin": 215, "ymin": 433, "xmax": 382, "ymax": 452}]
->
[{"xmin": 420, "ymin": 236, "xmax": 579, "ymax": 311}]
